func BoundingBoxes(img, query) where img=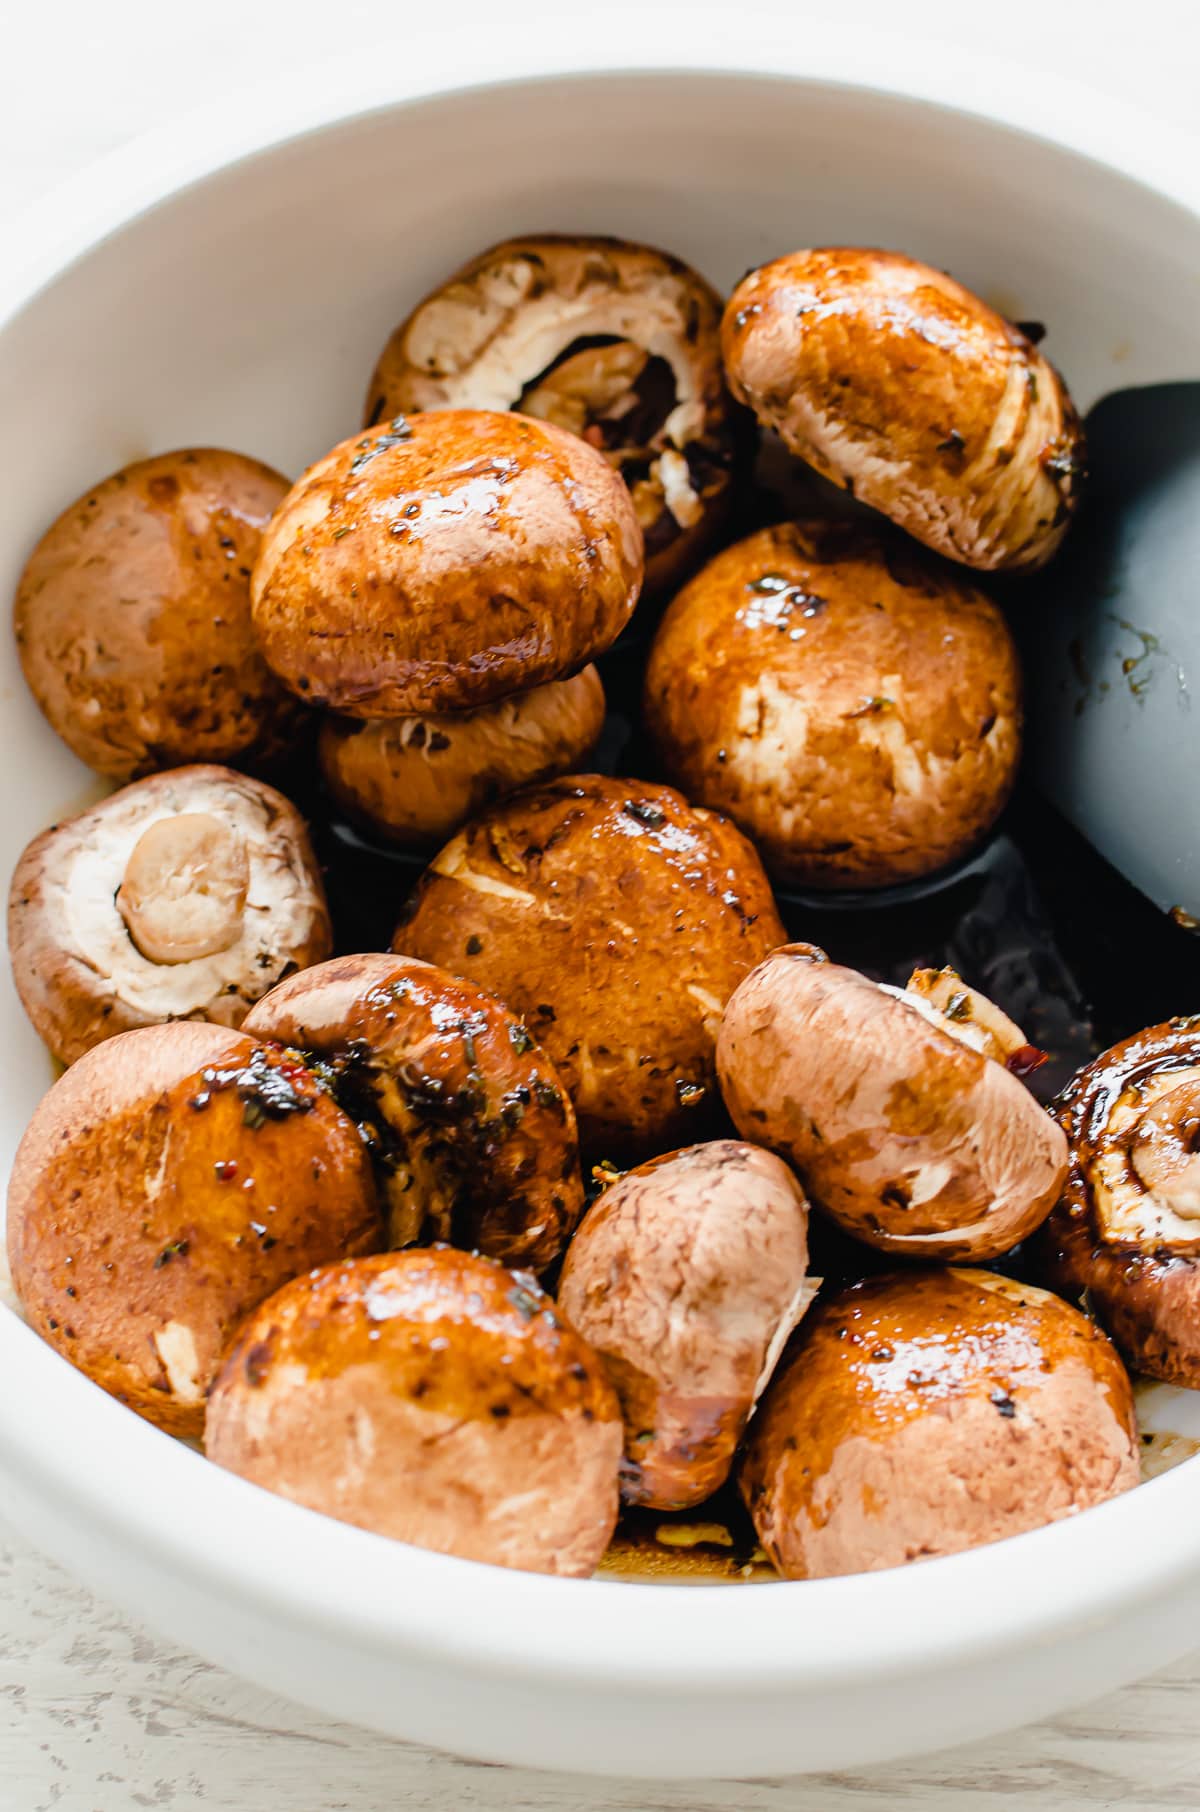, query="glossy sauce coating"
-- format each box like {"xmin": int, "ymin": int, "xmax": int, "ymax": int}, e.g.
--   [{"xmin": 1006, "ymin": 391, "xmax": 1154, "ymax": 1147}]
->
[
  {"xmin": 5, "ymin": 1022, "xmax": 381, "ymax": 1436},
  {"xmin": 558, "ymin": 1140, "xmax": 813, "ymax": 1509},
  {"xmin": 722, "ymin": 249, "xmax": 1084, "ymax": 572},
  {"xmin": 644, "ymin": 520, "xmax": 1021, "ymax": 888},
  {"xmin": 393, "ymin": 774, "xmax": 786, "ymax": 1155},
  {"xmin": 318, "ymin": 665, "xmax": 605, "ymax": 847},
  {"xmin": 206, "ymin": 1247, "xmax": 622, "ymax": 1577},
  {"xmin": 250, "ymin": 410, "xmax": 643, "ymax": 716},
  {"xmin": 1036, "ymin": 1017, "xmax": 1200, "ymax": 1384},
  {"xmin": 14, "ymin": 448, "xmax": 306, "ymax": 778},
  {"xmin": 716, "ymin": 946, "xmax": 1067, "ymax": 1258},
  {"xmin": 740, "ymin": 1269, "xmax": 1139, "ymax": 1579},
  {"xmin": 244, "ymin": 953, "xmax": 583, "ymax": 1272},
  {"xmin": 364, "ymin": 233, "xmax": 735, "ymax": 598}
]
